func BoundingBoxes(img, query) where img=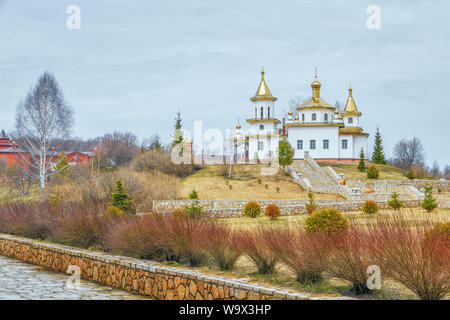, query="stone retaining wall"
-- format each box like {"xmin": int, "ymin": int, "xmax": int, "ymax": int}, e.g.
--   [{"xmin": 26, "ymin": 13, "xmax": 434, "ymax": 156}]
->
[
  {"xmin": 152, "ymin": 199, "xmax": 425, "ymax": 217},
  {"xmin": 346, "ymin": 179, "xmax": 450, "ymax": 193},
  {"xmin": 0, "ymin": 234, "xmax": 311, "ymax": 300}
]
